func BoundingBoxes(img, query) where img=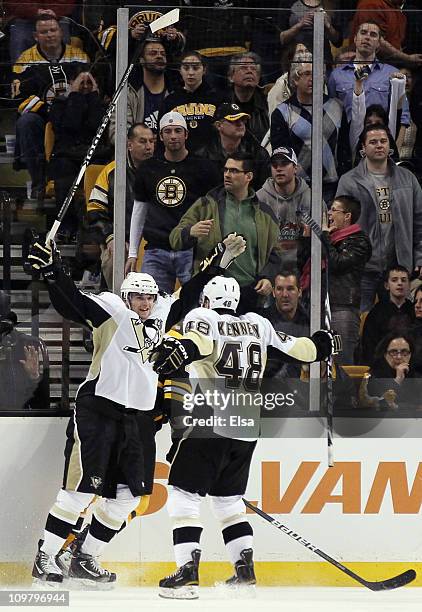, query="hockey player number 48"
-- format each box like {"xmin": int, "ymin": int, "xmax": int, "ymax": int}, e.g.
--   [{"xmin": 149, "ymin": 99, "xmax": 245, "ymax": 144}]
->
[{"xmin": 214, "ymin": 342, "xmax": 262, "ymax": 390}]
